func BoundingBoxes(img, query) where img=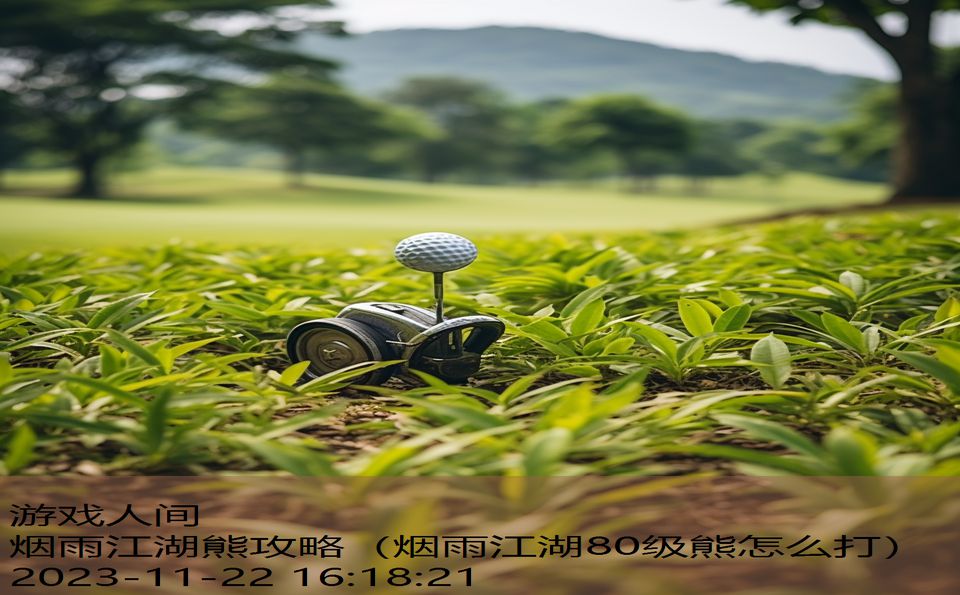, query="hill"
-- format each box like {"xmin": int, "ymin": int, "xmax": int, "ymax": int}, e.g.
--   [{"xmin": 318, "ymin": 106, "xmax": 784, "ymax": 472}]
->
[{"xmin": 296, "ymin": 26, "xmax": 871, "ymax": 121}]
